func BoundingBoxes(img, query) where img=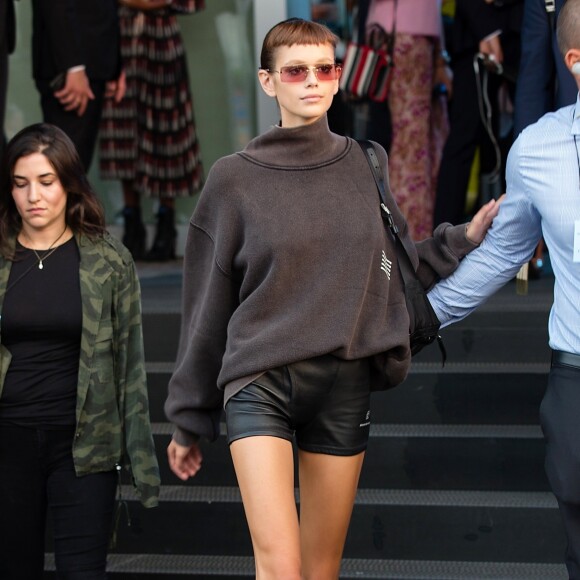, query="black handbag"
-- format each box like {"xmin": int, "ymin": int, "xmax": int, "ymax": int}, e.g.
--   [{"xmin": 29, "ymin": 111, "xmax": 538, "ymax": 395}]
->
[{"xmin": 358, "ymin": 140, "xmax": 445, "ymax": 361}]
